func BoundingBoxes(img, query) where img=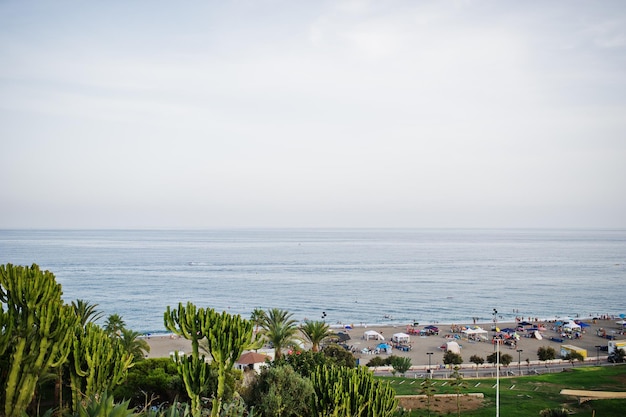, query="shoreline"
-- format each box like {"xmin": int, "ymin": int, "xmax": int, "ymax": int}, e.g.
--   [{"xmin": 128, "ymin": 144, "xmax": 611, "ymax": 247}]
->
[{"xmin": 144, "ymin": 316, "xmax": 626, "ymax": 366}]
